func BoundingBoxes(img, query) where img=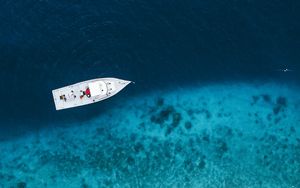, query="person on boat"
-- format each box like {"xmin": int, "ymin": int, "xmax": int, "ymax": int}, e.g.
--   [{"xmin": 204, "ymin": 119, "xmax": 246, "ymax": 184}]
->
[
  {"xmin": 60, "ymin": 94, "xmax": 66, "ymax": 101},
  {"xmin": 70, "ymin": 90, "xmax": 76, "ymax": 99},
  {"xmin": 80, "ymin": 87, "xmax": 91, "ymax": 99},
  {"xmin": 85, "ymin": 87, "xmax": 91, "ymax": 98},
  {"xmin": 80, "ymin": 90, "xmax": 85, "ymax": 99}
]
